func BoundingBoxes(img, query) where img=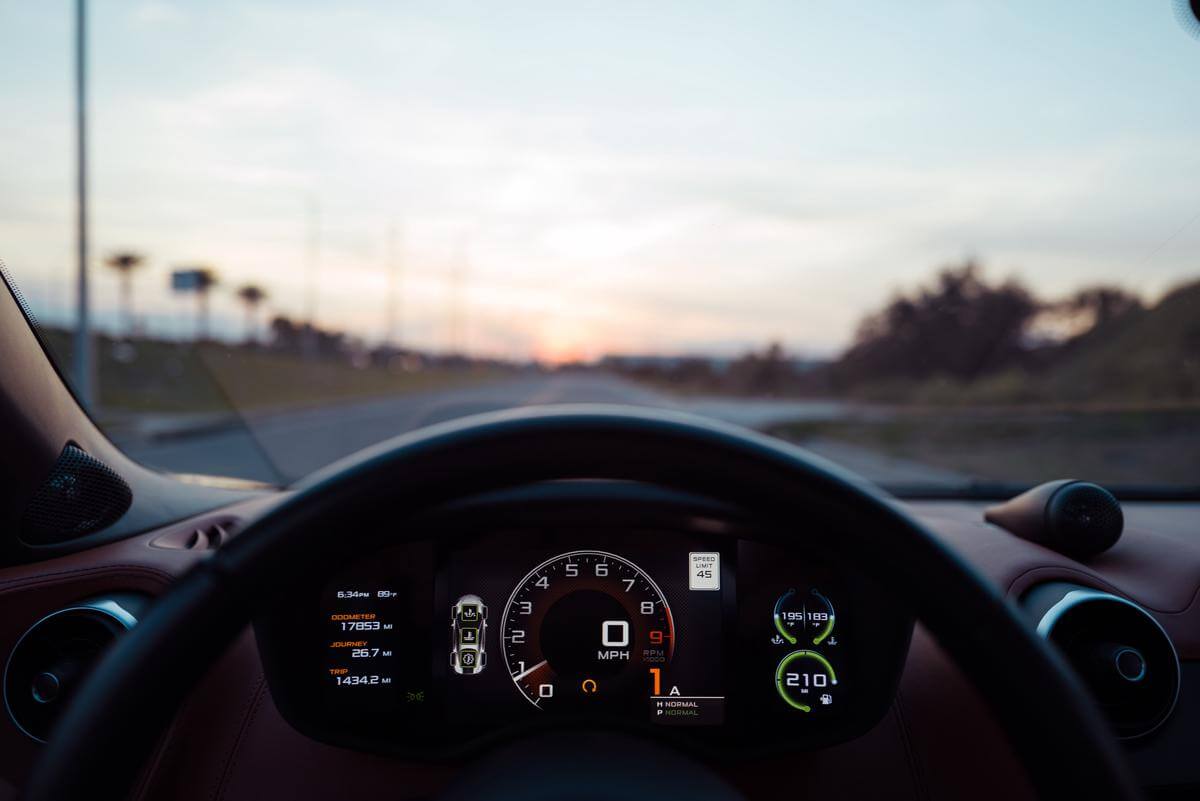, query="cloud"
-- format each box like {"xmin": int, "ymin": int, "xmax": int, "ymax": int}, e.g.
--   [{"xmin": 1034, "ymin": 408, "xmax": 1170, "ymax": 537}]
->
[
  {"xmin": 132, "ymin": 2, "xmax": 187, "ymax": 27},
  {"xmin": 4, "ymin": 2, "xmax": 1199, "ymax": 357}
]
